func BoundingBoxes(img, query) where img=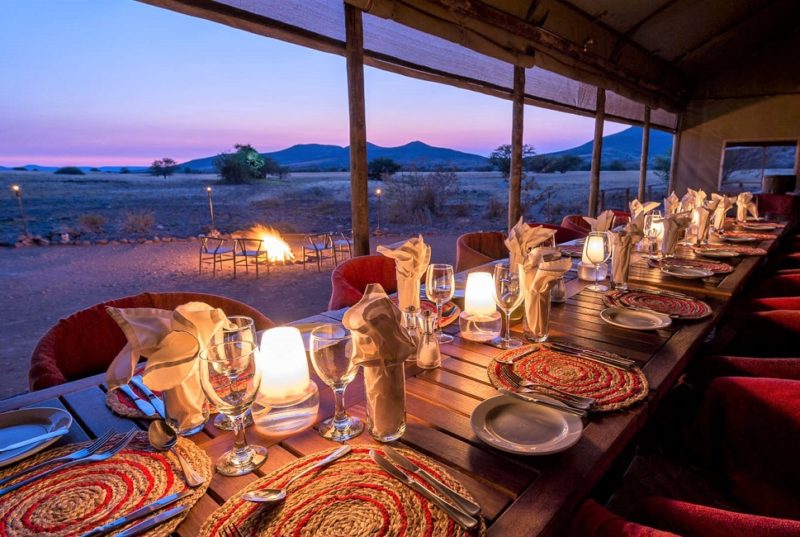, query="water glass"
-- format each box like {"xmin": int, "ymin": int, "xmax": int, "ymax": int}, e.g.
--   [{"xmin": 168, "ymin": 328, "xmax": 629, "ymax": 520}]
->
[
  {"xmin": 309, "ymin": 324, "xmax": 363, "ymax": 442},
  {"xmin": 199, "ymin": 340, "xmax": 267, "ymax": 476},
  {"xmin": 492, "ymin": 262, "xmax": 525, "ymax": 349},
  {"xmin": 214, "ymin": 315, "xmax": 256, "ymax": 431},
  {"xmin": 425, "ymin": 264, "xmax": 455, "ymax": 344}
]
